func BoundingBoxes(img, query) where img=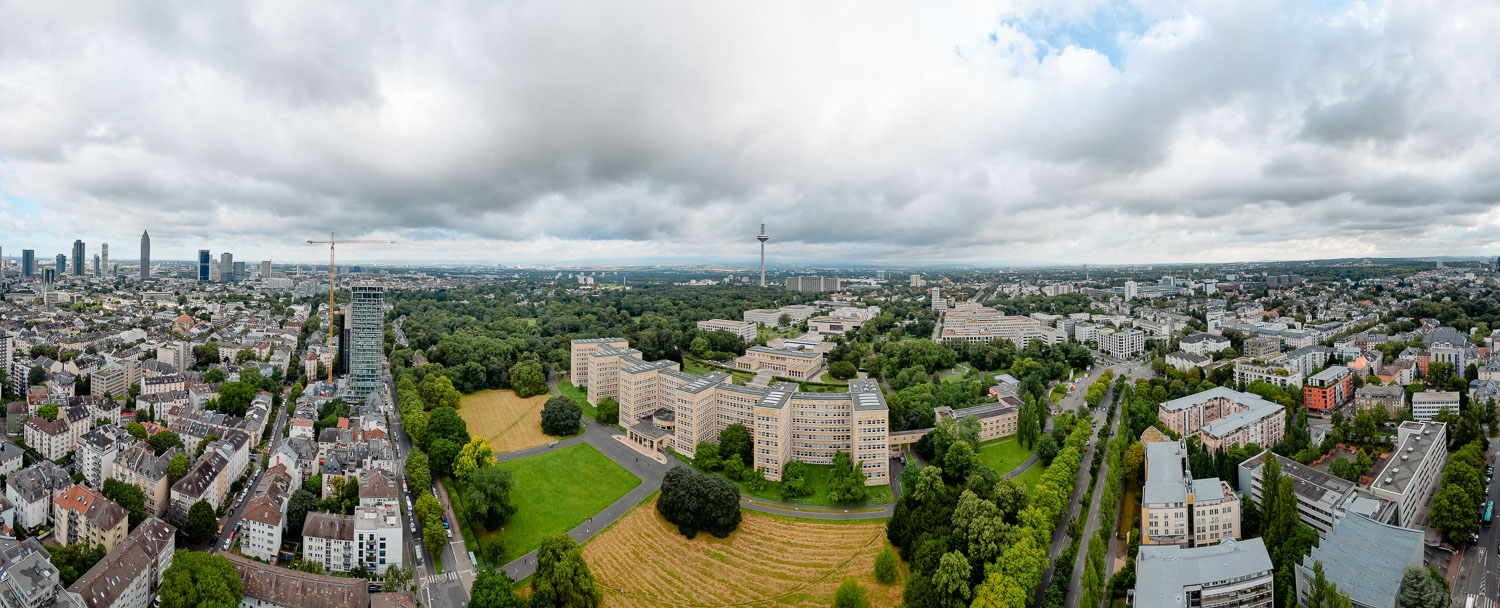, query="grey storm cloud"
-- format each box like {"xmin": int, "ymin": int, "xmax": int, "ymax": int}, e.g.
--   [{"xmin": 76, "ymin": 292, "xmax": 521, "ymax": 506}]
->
[{"xmin": 2, "ymin": 0, "xmax": 1500, "ymax": 264}]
